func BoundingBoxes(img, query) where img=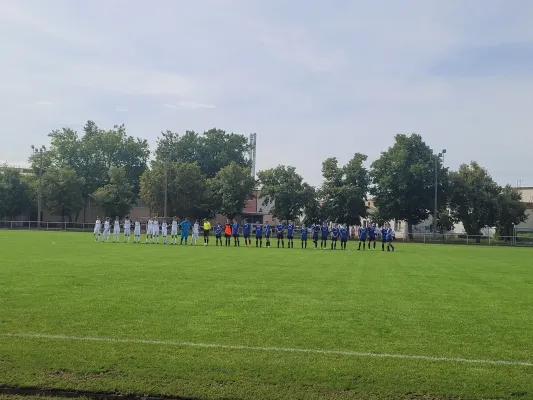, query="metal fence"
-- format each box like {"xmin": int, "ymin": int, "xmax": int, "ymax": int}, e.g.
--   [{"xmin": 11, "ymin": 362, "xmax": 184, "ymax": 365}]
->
[{"xmin": 1, "ymin": 221, "xmax": 532, "ymax": 247}]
